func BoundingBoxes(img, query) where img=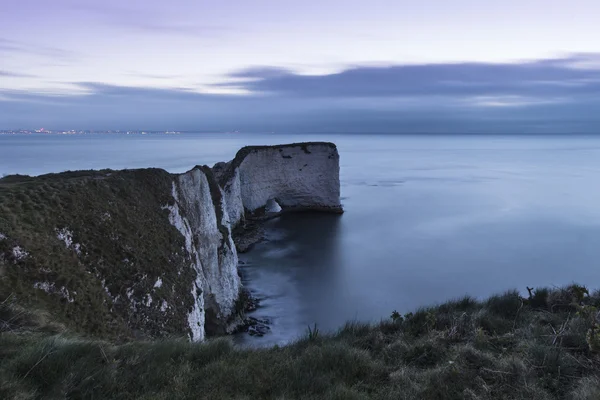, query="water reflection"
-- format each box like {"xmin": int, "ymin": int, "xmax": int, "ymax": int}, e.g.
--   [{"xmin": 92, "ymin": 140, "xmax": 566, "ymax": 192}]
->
[{"xmin": 236, "ymin": 213, "xmax": 342, "ymax": 347}]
